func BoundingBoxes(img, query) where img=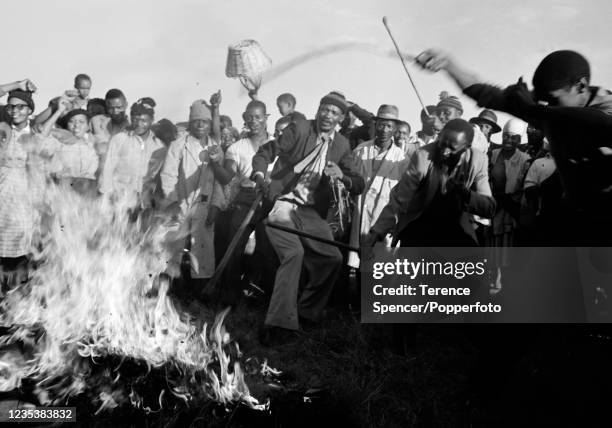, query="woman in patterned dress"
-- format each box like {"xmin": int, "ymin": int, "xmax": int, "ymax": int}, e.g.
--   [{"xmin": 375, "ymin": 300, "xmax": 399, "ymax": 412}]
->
[
  {"xmin": 38, "ymin": 98, "xmax": 100, "ymax": 196},
  {"xmin": 0, "ymin": 87, "xmax": 39, "ymax": 287}
]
